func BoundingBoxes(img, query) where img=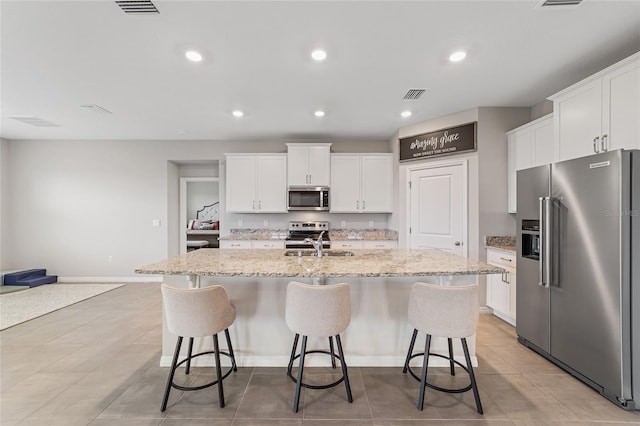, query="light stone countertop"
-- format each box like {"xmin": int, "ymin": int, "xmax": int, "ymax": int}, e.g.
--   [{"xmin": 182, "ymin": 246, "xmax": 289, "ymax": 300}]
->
[
  {"xmin": 485, "ymin": 236, "xmax": 516, "ymax": 254},
  {"xmin": 219, "ymin": 228, "xmax": 398, "ymax": 241},
  {"xmin": 135, "ymin": 248, "xmax": 504, "ymax": 278}
]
